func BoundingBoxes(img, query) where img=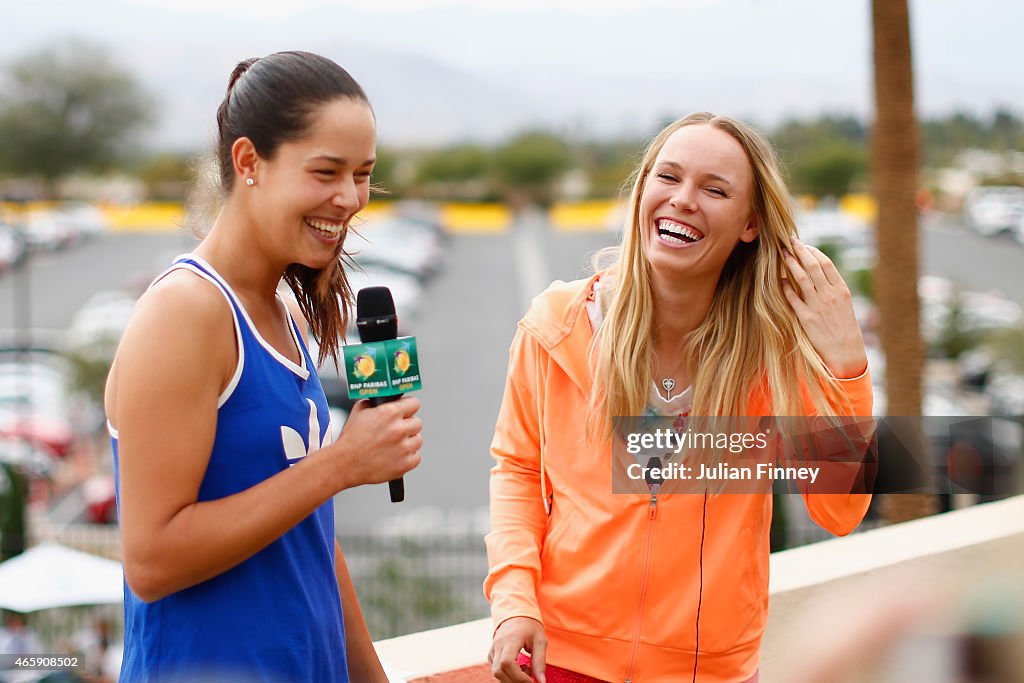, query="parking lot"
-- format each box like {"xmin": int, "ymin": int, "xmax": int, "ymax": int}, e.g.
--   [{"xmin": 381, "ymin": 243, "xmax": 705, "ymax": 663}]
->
[{"xmin": 1, "ymin": 210, "xmax": 1022, "ymax": 533}]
